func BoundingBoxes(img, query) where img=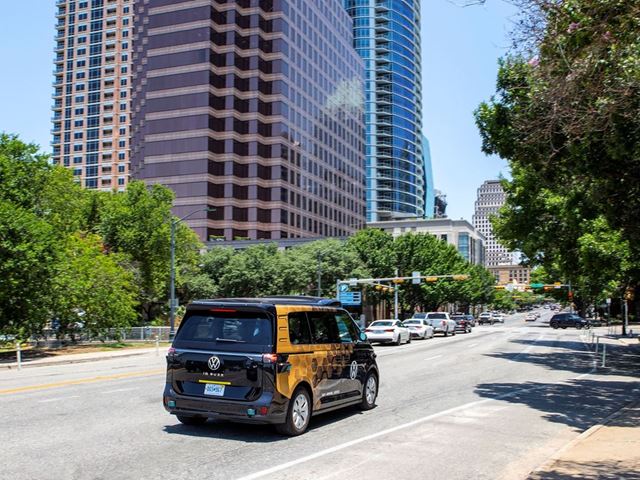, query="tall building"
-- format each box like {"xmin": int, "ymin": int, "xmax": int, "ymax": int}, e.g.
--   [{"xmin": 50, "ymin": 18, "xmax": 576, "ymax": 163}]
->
[
  {"xmin": 344, "ymin": 0, "xmax": 426, "ymax": 222},
  {"xmin": 52, "ymin": 0, "xmax": 132, "ymax": 191},
  {"xmin": 422, "ymin": 135, "xmax": 434, "ymax": 218},
  {"xmin": 131, "ymin": 0, "xmax": 366, "ymax": 241},
  {"xmin": 473, "ymin": 180, "xmax": 531, "ymax": 284}
]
